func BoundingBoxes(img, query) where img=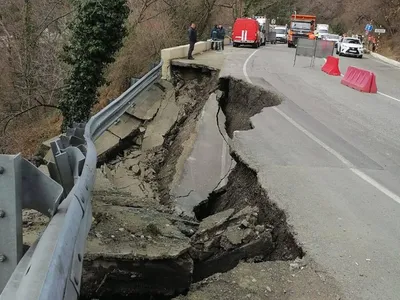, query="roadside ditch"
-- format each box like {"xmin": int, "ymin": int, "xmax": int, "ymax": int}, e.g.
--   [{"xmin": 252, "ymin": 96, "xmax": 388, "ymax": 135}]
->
[{"xmin": 79, "ymin": 65, "xmax": 303, "ymax": 300}]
